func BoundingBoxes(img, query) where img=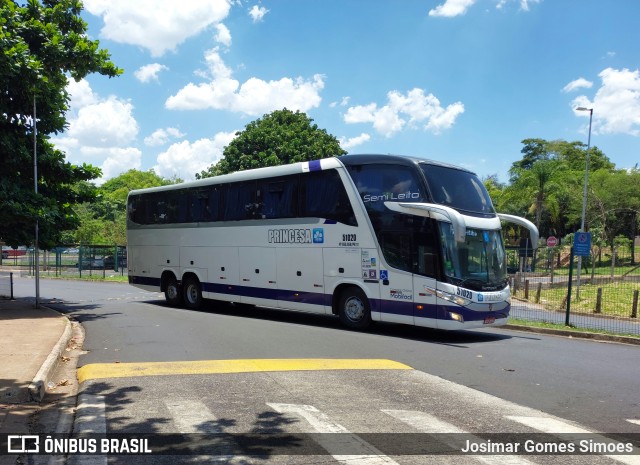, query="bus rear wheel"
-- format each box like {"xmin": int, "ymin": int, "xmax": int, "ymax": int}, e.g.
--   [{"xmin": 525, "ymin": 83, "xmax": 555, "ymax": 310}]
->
[
  {"xmin": 338, "ymin": 287, "xmax": 371, "ymax": 329},
  {"xmin": 165, "ymin": 276, "xmax": 182, "ymax": 306},
  {"xmin": 183, "ymin": 277, "xmax": 202, "ymax": 309}
]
